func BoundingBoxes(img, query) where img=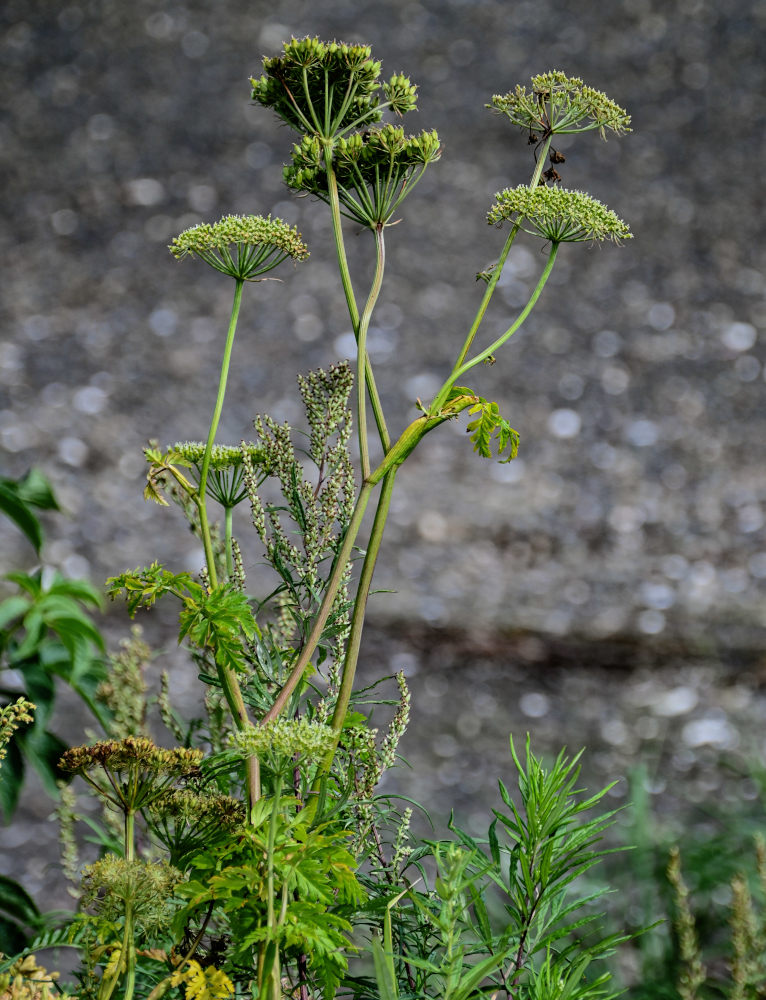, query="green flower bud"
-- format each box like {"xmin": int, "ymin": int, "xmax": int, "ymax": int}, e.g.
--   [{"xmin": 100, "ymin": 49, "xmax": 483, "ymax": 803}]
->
[
  {"xmin": 488, "ymin": 185, "xmax": 632, "ymax": 244},
  {"xmin": 169, "ymin": 214, "xmax": 308, "ymax": 281},
  {"xmin": 489, "ymin": 70, "xmax": 631, "ymax": 139}
]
